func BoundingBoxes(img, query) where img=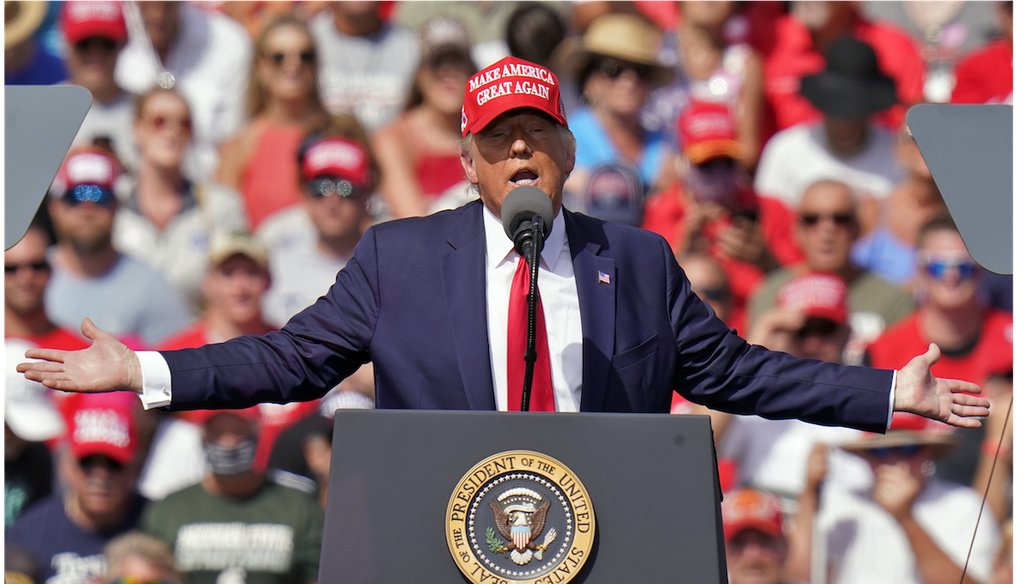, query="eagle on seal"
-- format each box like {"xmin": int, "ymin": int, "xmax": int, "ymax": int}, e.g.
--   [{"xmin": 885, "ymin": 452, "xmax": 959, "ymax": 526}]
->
[{"xmin": 490, "ymin": 488, "xmax": 557, "ymax": 565}]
